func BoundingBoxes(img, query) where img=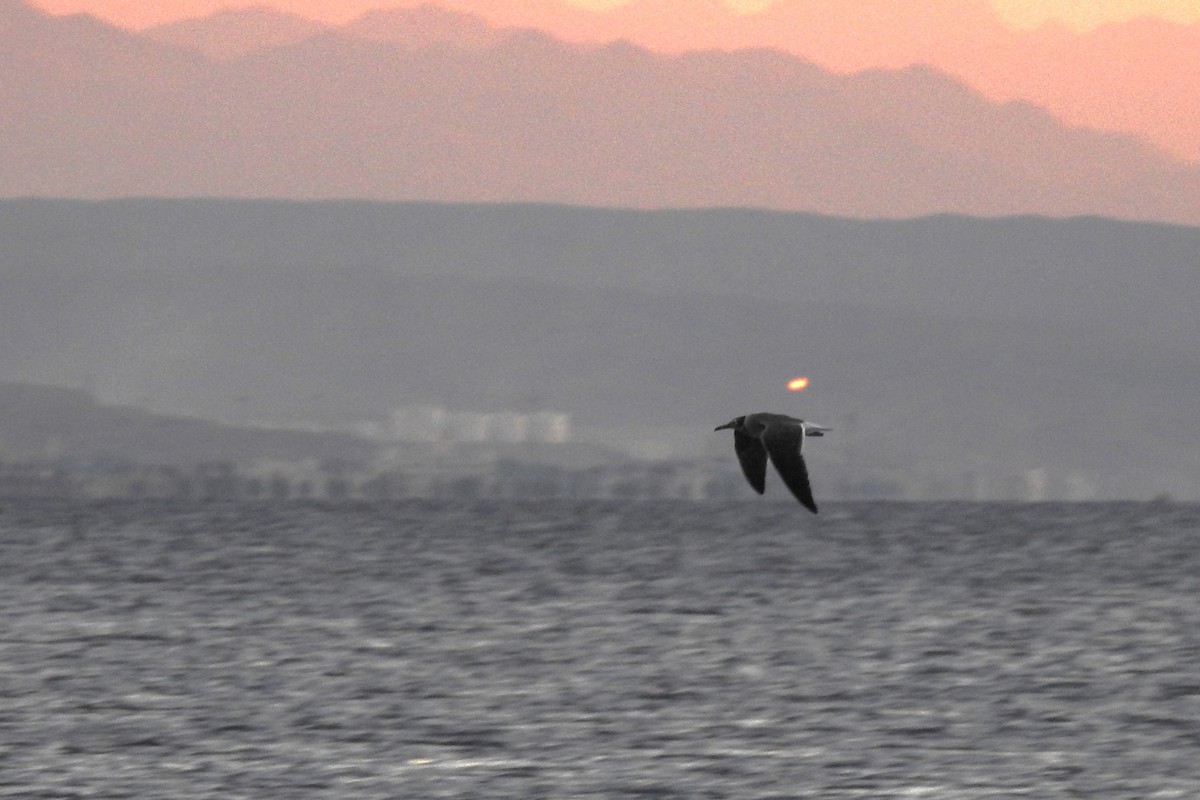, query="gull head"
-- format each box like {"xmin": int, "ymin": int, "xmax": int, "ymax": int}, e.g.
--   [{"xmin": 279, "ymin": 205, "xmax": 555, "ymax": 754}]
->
[{"xmin": 802, "ymin": 421, "xmax": 831, "ymax": 437}]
